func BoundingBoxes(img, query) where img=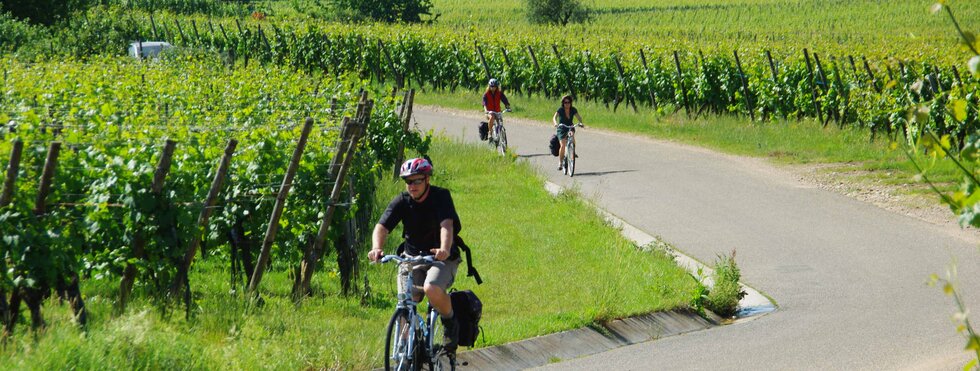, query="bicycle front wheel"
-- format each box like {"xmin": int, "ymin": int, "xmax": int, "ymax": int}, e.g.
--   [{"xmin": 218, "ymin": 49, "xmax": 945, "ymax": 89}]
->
[
  {"xmin": 428, "ymin": 310, "xmax": 456, "ymax": 371},
  {"xmin": 566, "ymin": 138, "xmax": 576, "ymax": 177},
  {"xmin": 385, "ymin": 309, "xmax": 416, "ymax": 371}
]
